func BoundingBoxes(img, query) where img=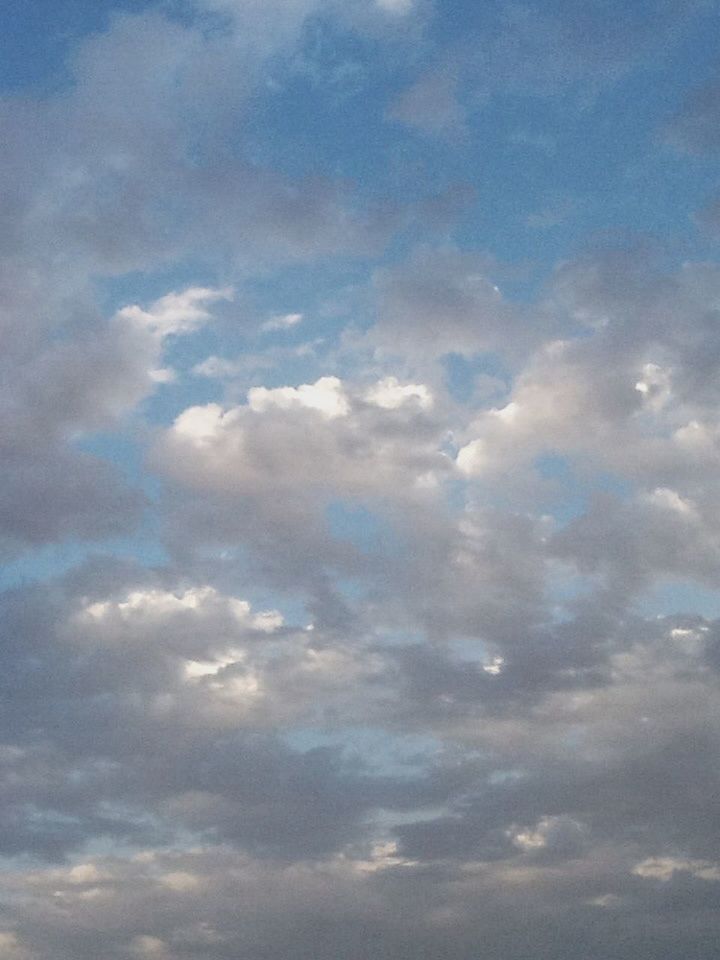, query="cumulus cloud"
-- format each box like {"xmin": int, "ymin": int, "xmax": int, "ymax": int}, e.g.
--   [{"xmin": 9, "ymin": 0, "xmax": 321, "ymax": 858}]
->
[
  {"xmin": 0, "ymin": 285, "xmax": 230, "ymax": 553},
  {"xmin": 247, "ymin": 376, "xmax": 351, "ymax": 418},
  {"xmin": 155, "ymin": 374, "xmax": 447, "ymax": 514}
]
